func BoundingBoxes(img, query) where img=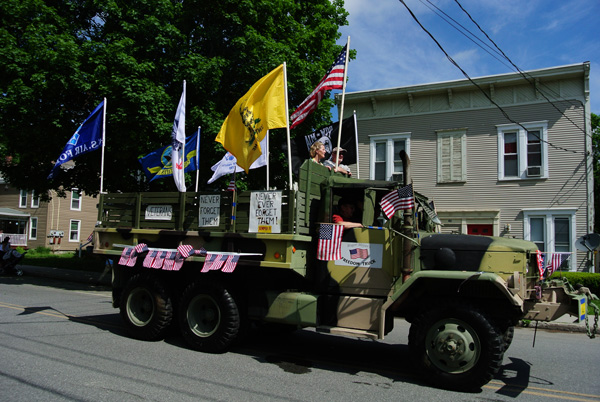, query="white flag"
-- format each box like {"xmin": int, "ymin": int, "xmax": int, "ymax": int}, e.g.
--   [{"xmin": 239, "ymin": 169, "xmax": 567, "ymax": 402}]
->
[
  {"xmin": 207, "ymin": 137, "xmax": 267, "ymax": 184},
  {"xmin": 171, "ymin": 81, "xmax": 186, "ymax": 192}
]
